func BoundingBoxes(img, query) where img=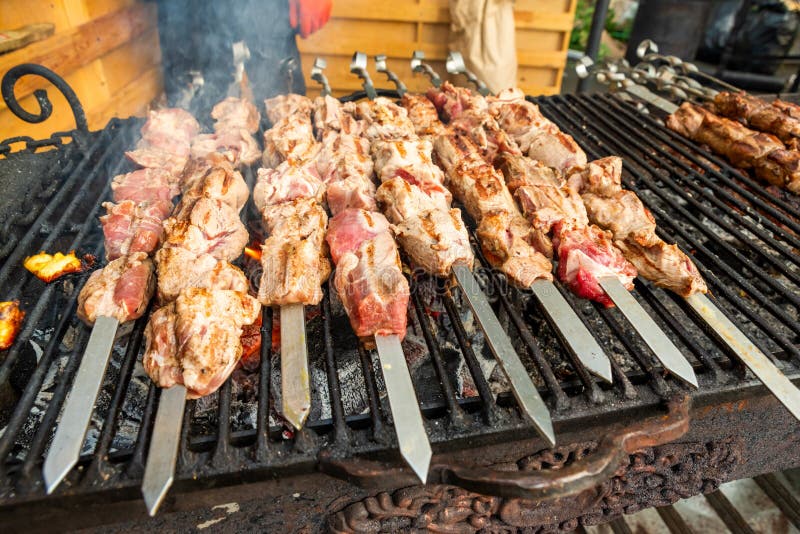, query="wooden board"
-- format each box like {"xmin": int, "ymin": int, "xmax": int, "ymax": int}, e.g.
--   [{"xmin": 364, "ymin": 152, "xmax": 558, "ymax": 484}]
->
[
  {"xmin": 298, "ymin": 0, "xmax": 577, "ymax": 97},
  {"xmin": 0, "ymin": 0, "xmax": 162, "ymax": 142}
]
